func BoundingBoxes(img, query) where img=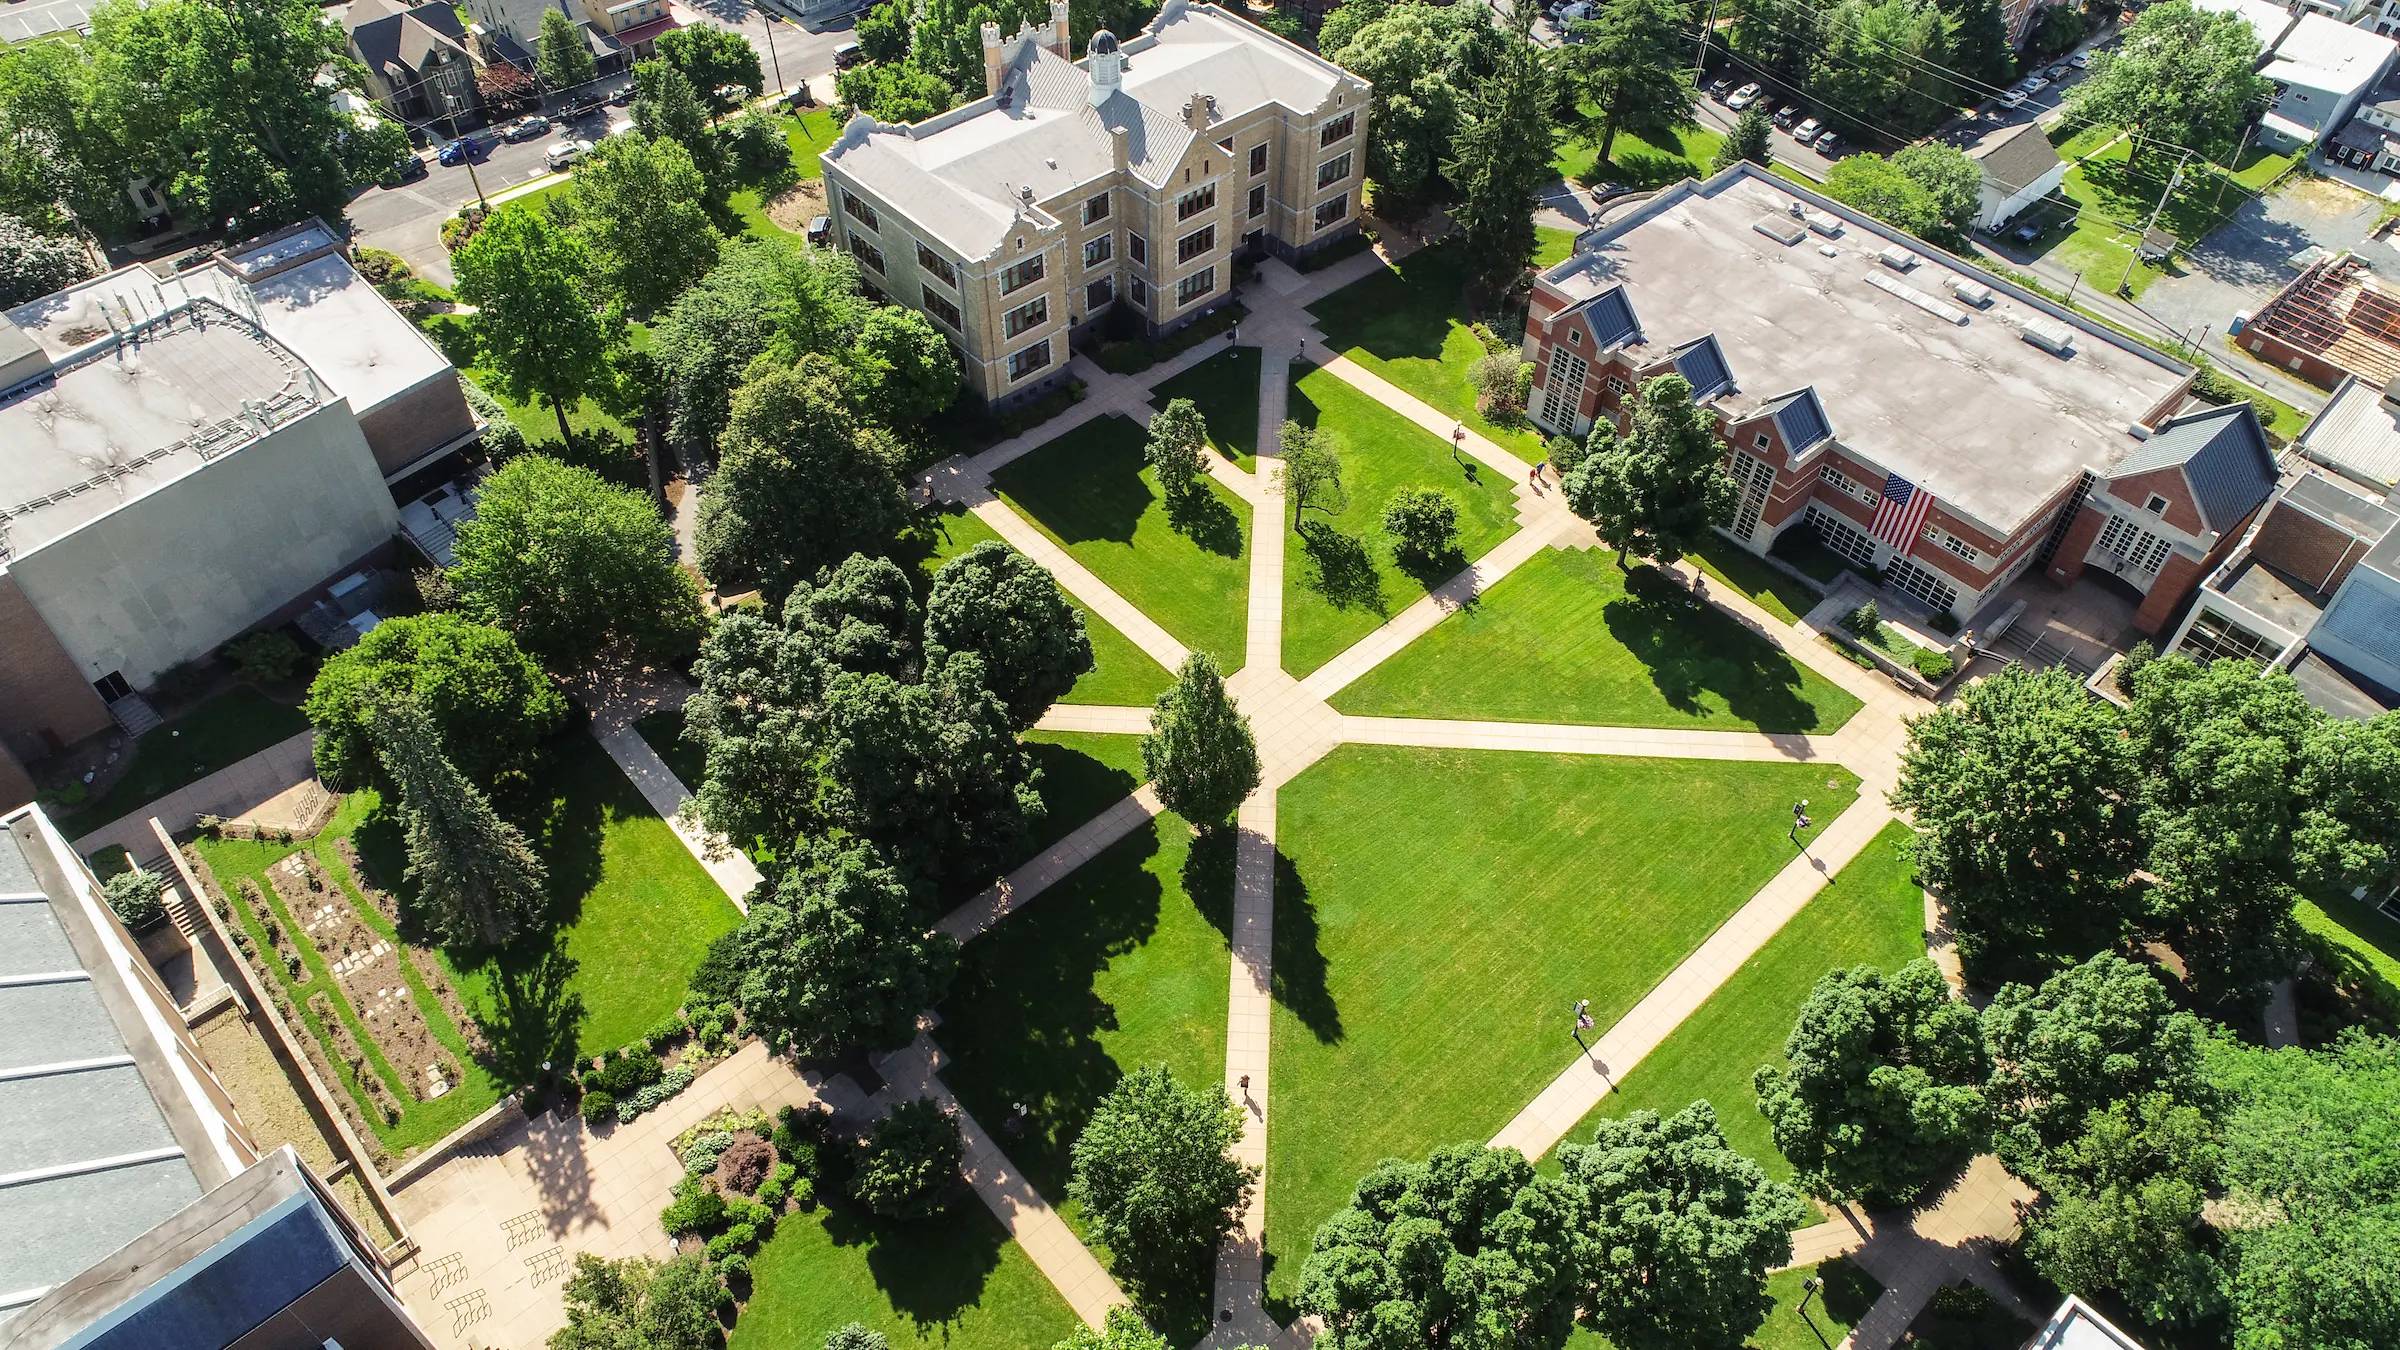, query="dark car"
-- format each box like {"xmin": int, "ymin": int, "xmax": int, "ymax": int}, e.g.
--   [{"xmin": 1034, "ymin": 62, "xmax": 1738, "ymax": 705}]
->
[
  {"xmin": 1707, "ymin": 76, "xmax": 1733, "ymax": 99},
  {"xmin": 563, "ymin": 95, "xmax": 606, "ymax": 119},
  {"xmin": 437, "ymin": 137, "xmax": 486, "ymax": 166},
  {"xmin": 833, "ymin": 40, "xmax": 864, "ymax": 69},
  {"xmin": 807, "ymin": 215, "xmax": 832, "ymax": 246},
  {"xmin": 1772, "ymin": 104, "xmax": 1803, "ymax": 128},
  {"xmin": 387, "ymin": 154, "xmax": 428, "ymax": 184},
  {"xmin": 171, "ymin": 244, "xmax": 219, "ymax": 273}
]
